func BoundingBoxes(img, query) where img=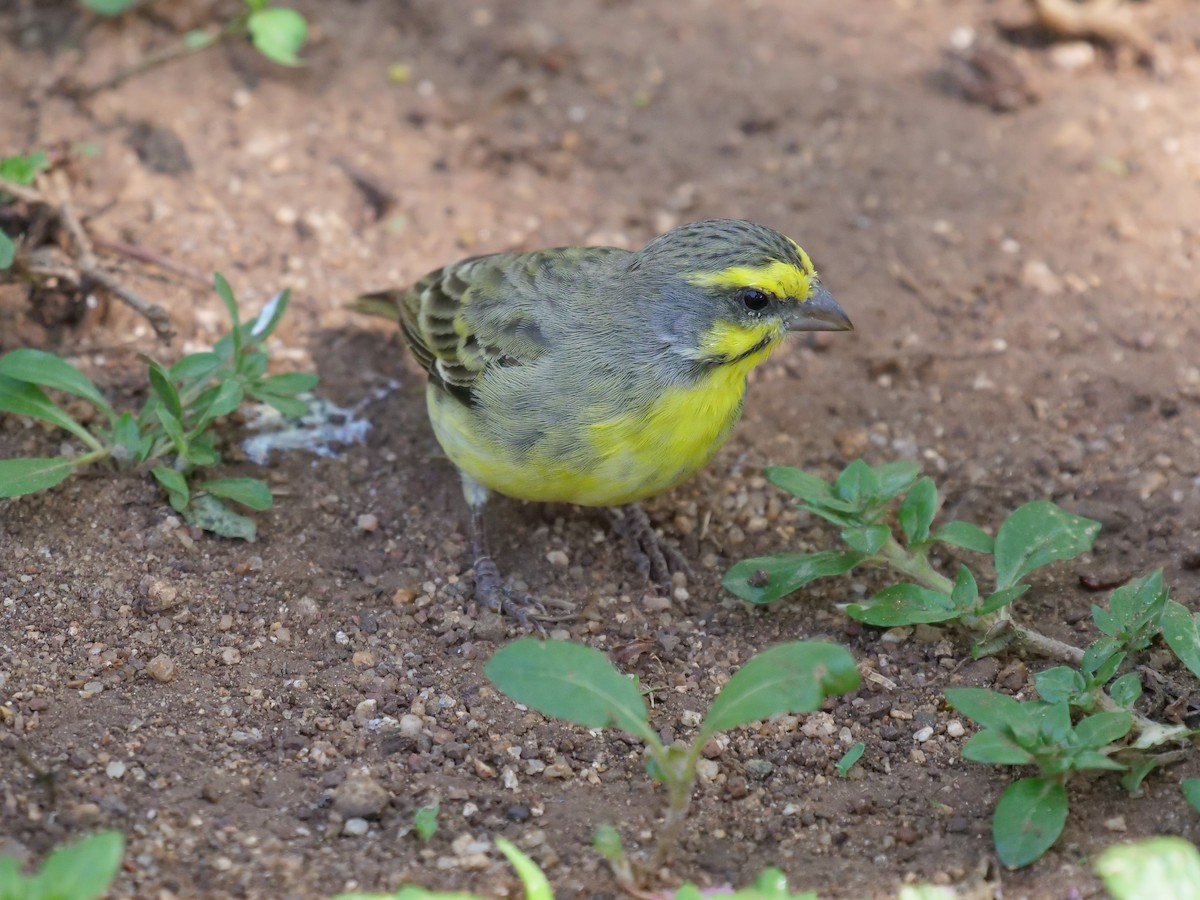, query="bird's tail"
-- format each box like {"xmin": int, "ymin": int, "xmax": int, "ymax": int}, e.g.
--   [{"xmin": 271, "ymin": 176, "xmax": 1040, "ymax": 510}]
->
[{"xmin": 348, "ymin": 289, "xmax": 405, "ymax": 321}]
